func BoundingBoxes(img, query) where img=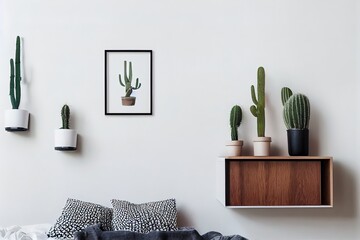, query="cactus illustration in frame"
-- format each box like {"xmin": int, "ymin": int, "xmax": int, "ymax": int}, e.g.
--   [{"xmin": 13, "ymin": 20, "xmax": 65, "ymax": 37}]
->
[
  {"xmin": 118, "ymin": 61, "xmax": 141, "ymax": 106},
  {"xmin": 104, "ymin": 50, "xmax": 152, "ymax": 115}
]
